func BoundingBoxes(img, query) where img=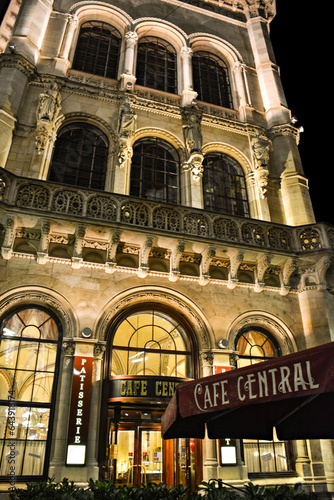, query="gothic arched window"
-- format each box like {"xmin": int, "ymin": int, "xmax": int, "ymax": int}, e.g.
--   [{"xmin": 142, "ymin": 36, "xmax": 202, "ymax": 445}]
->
[
  {"xmin": 72, "ymin": 21, "xmax": 121, "ymax": 79},
  {"xmin": 0, "ymin": 307, "xmax": 62, "ymax": 479},
  {"xmin": 130, "ymin": 138, "xmax": 180, "ymax": 204},
  {"xmin": 235, "ymin": 329, "xmax": 294, "ymax": 475},
  {"xmin": 136, "ymin": 37, "xmax": 177, "ymax": 94},
  {"xmin": 202, "ymin": 153, "xmax": 249, "ymax": 217},
  {"xmin": 48, "ymin": 123, "xmax": 108, "ymax": 190},
  {"xmin": 192, "ymin": 51, "xmax": 232, "ymax": 108}
]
